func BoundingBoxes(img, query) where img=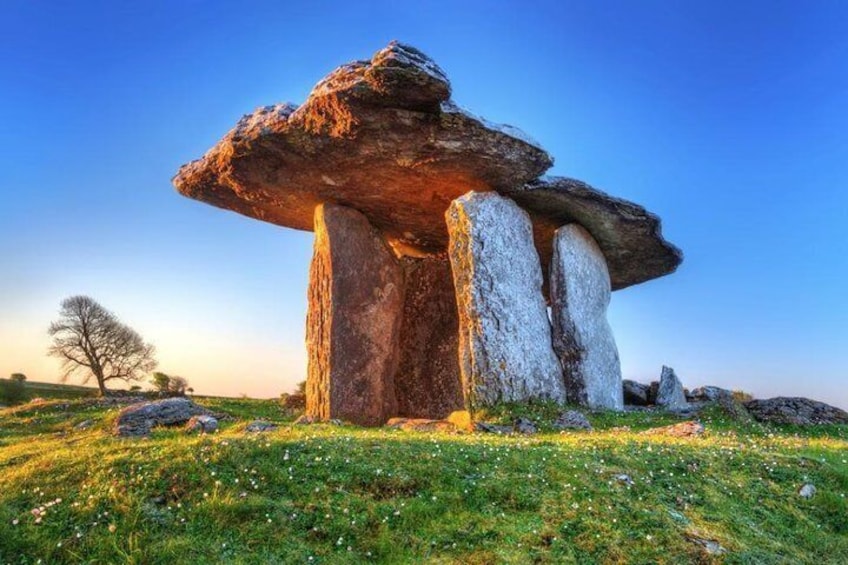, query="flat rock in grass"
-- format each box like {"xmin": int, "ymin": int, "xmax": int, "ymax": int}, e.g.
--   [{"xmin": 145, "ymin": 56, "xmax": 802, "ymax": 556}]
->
[
  {"xmin": 744, "ymin": 397, "xmax": 848, "ymax": 425},
  {"xmin": 115, "ymin": 397, "xmax": 211, "ymax": 437},
  {"xmin": 246, "ymin": 420, "xmax": 278, "ymax": 432},
  {"xmin": 474, "ymin": 422, "xmax": 515, "ymax": 435},
  {"xmin": 553, "ymin": 410, "xmax": 593, "ymax": 431},
  {"xmin": 655, "ymin": 366, "xmax": 688, "ymax": 411},
  {"xmin": 386, "ymin": 417, "xmax": 457, "ymax": 432},
  {"xmin": 185, "ymin": 415, "xmax": 218, "ymax": 434},
  {"xmin": 685, "ymin": 533, "xmax": 727, "ymax": 556},
  {"xmin": 799, "ymin": 483, "xmax": 816, "ymax": 499},
  {"xmin": 642, "ymin": 421, "xmax": 705, "ymax": 438},
  {"xmin": 513, "ymin": 417, "xmax": 538, "ymax": 434}
]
